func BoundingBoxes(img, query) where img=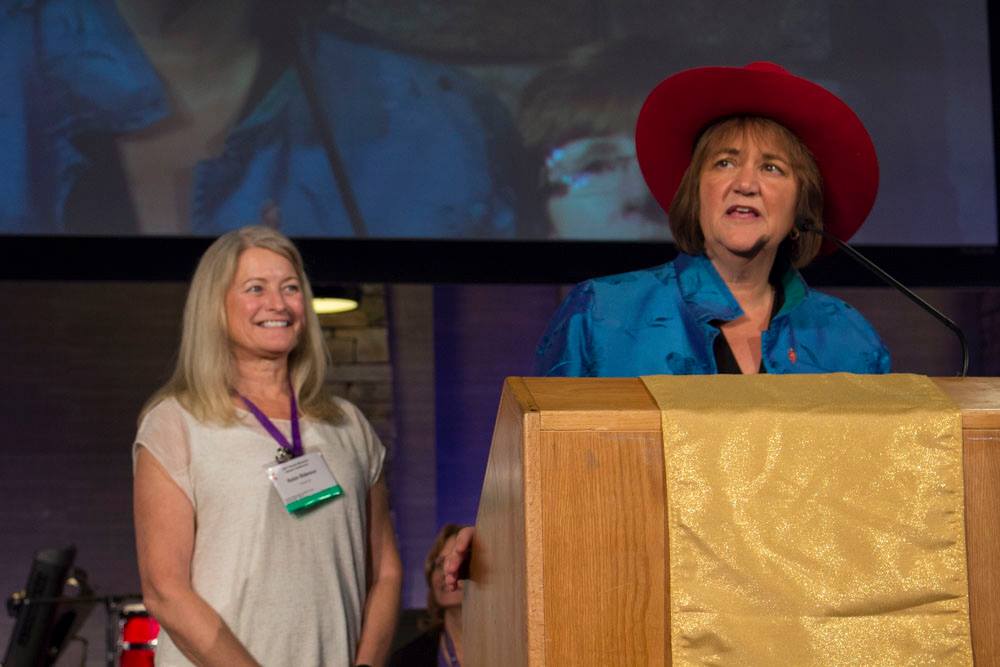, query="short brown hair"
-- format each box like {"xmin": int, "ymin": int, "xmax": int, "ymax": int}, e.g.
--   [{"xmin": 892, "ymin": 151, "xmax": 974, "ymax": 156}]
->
[
  {"xmin": 518, "ymin": 38, "xmax": 670, "ymax": 157},
  {"xmin": 668, "ymin": 116, "xmax": 824, "ymax": 268}
]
